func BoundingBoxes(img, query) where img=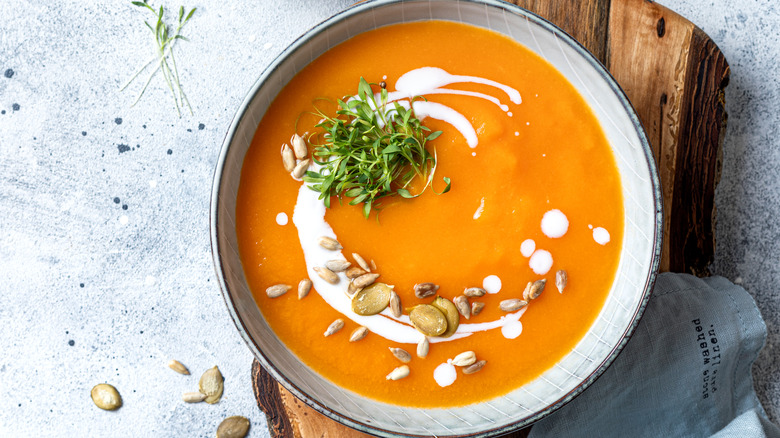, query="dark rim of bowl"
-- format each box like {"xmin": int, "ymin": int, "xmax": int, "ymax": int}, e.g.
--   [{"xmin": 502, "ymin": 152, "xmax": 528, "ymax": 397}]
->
[{"xmin": 210, "ymin": 0, "xmax": 663, "ymax": 436}]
